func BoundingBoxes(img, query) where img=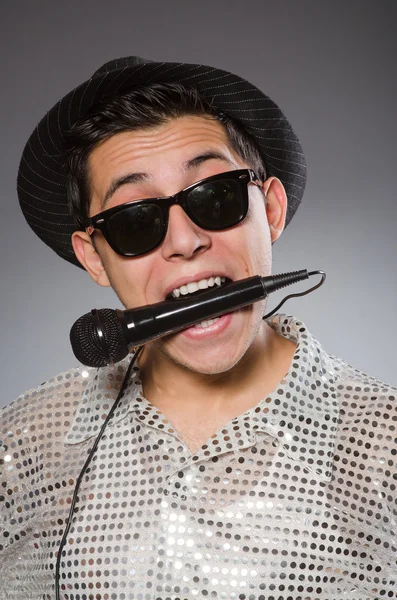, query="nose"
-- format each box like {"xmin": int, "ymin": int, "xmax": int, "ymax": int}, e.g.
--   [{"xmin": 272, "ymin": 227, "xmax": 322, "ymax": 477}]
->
[{"xmin": 160, "ymin": 204, "xmax": 211, "ymax": 260}]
